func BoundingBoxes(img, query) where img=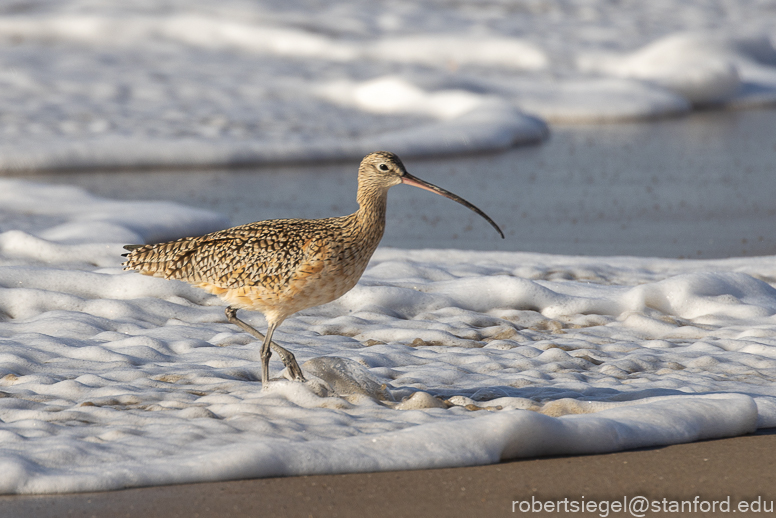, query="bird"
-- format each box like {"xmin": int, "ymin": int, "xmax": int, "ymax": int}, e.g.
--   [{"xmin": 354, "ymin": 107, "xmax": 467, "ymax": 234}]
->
[{"xmin": 122, "ymin": 151, "xmax": 503, "ymax": 387}]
